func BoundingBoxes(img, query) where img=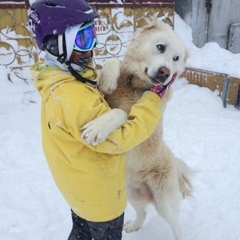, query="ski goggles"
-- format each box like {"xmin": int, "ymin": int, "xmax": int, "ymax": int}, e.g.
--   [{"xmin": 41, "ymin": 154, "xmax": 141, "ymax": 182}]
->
[{"xmin": 73, "ymin": 21, "xmax": 97, "ymax": 52}]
